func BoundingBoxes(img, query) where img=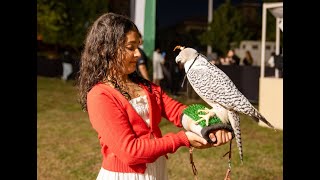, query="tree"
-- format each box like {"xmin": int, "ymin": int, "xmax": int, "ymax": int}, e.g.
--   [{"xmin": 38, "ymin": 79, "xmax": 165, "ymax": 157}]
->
[
  {"xmin": 37, "ymin": 0, "xmax": 109, "ymax": 49},
  {"xmin": 37, "ymin": 0, "xmax": 66, "ymax": 45},
  {"xmin": 198, "ymin": 0, "xmax": 254, "ymax": 55}
]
